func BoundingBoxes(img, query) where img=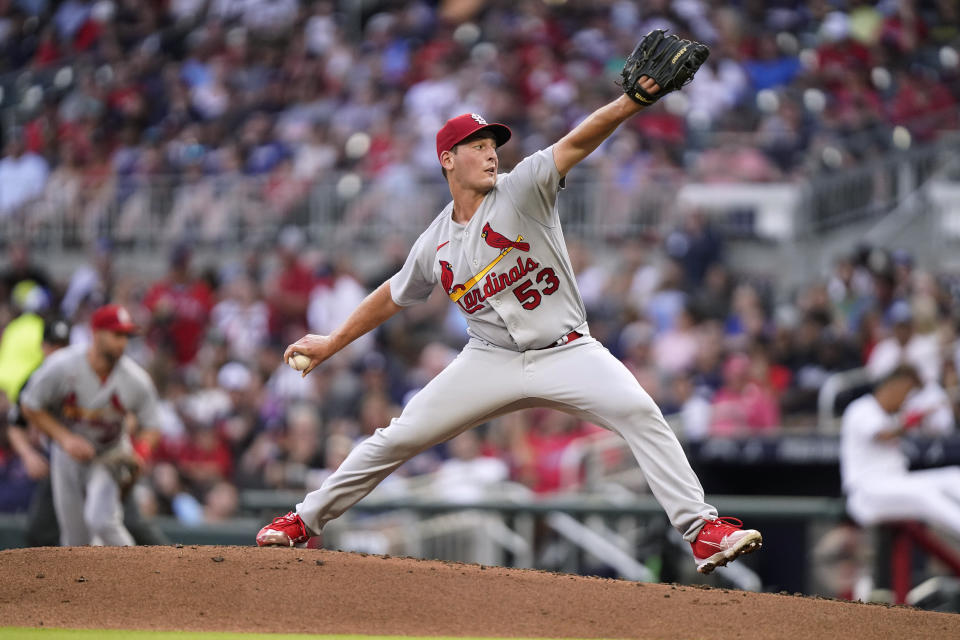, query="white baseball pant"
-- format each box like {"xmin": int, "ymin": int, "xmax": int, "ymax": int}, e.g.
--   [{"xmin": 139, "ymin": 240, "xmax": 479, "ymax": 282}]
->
[
  {"xmin": 50, "ymin": 442, "xmax": 135, "ymax": 546},
  {"xmin": 847, "ymin": 467, "xmax": 960, "ymax": 537},
  {"xmin": 298, "ymin": 336, "xmax": 716, "ymax": 540}
]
